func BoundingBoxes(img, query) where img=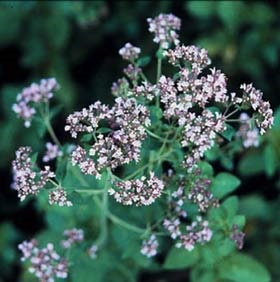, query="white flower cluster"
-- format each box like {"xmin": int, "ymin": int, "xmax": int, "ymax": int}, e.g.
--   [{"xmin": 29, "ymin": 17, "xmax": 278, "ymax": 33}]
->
[
  {"xmin": 176, "ymin": 216, "xmax": 212, "ymax": 251},
  {"xmin": 237, "ymin": 113, "xmax": 260, "ymax": 148},
  {"xmin": 18, "ymin": 240, "xmax": 68, "ymax": 282},
  {"xmin": 140, "ymin": 234, "xmax": 159, "ymax": 258},
  {"xmin": 66, "ymin": 97, "xmax": 150, "ymax": 179},
  {"xmin": 147, "ymin": 13, "xmax": 181, "ymax": 49},
  {"xmin": 119, "ymin": 43, "xmax": 141, "ymax": 61},
  {"xmin": 109, "ymin": 172, "xmax": 164, "ymax": 206},
  {"xmin": 240, "ymin": 84, "xmax": 273, "ymax": 134},
  {"xmin": 12, "ymin": 78, "xmax": 59, "ymax": 127},
  {"xmin": 49, "ymin": 188, "xmax": 72, "ymax": 207},
  {"xmin": 61, "ymin": 228, "xmax": 84, "ymax": 249},
  {"xmin": 43, "ymin": 142, "xmax": 63, "ymax": 162},
  {"xmin": 12, "ymin": 146, "xmax": 55, "ymax": 201}
]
